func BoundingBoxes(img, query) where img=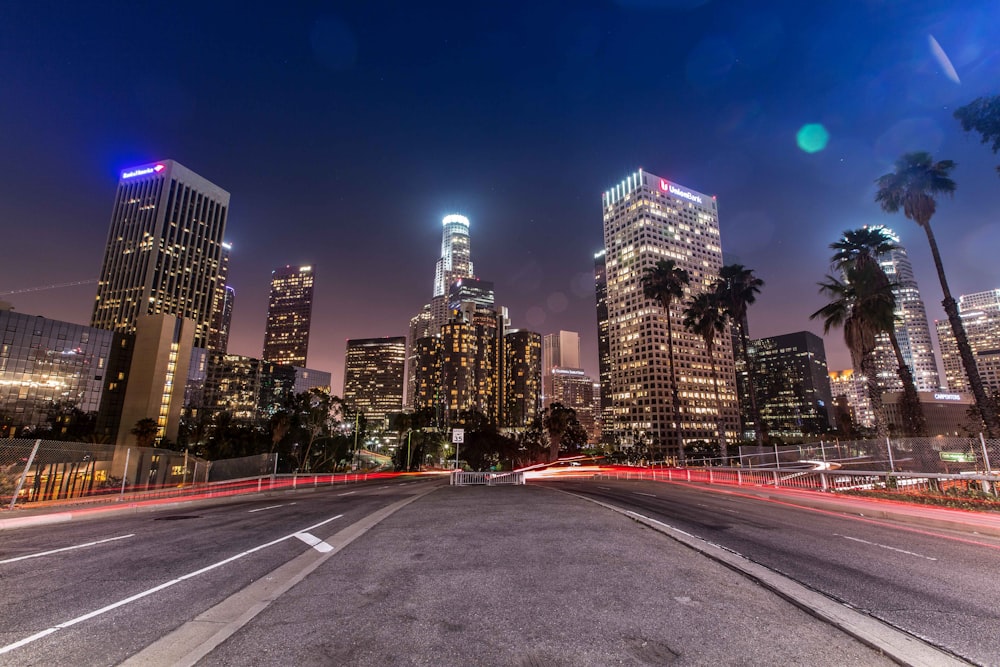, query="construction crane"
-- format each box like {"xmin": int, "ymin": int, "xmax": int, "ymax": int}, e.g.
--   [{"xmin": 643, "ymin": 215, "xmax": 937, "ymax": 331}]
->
[{"xmin": 0, "ymin": 279, "xmax": 98, "ymax": 297}]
